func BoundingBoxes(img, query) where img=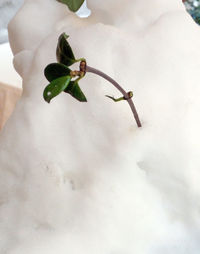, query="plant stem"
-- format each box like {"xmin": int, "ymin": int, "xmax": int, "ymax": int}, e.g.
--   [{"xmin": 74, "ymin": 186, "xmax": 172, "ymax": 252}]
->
[{"xmin": 86, "ymin": 65, "xmax": 142, "ymax": 128}]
